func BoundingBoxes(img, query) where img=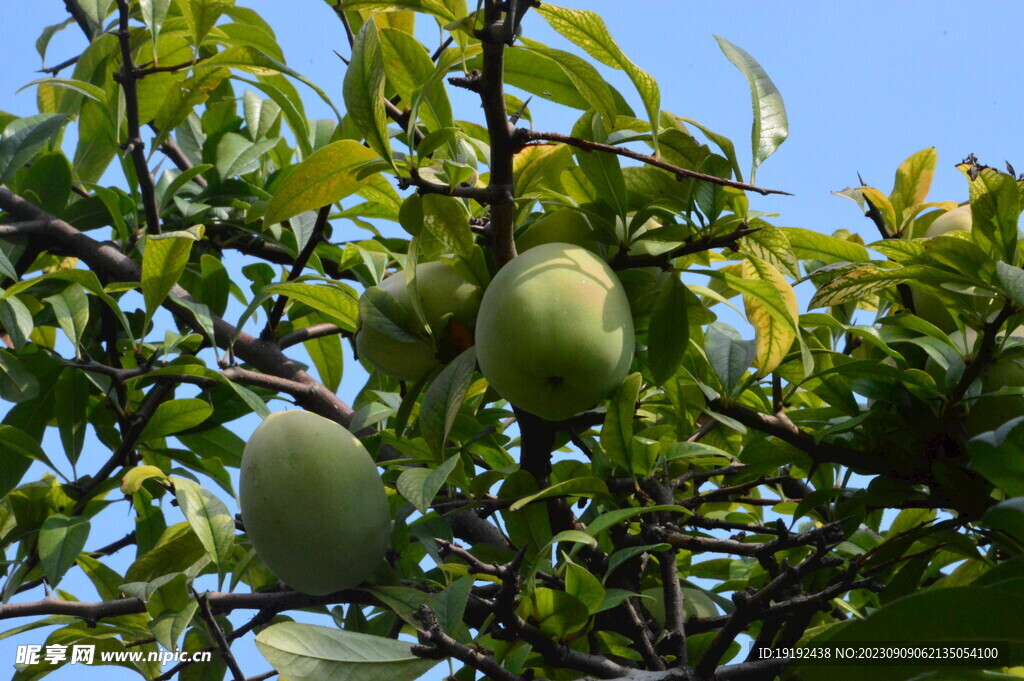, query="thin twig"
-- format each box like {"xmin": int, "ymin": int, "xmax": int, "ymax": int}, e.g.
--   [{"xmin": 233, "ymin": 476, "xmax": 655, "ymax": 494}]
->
[
  {"xmin": 517, "ymin": 130, "xmax": 791, "ymax": 197},
  {"xmin": 191, "ymin": 588, "xmax": 247, "ymax": 681},
  {"xmin": 262, "ymin": 204, "xmax": 332, "ymax": 340}
]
